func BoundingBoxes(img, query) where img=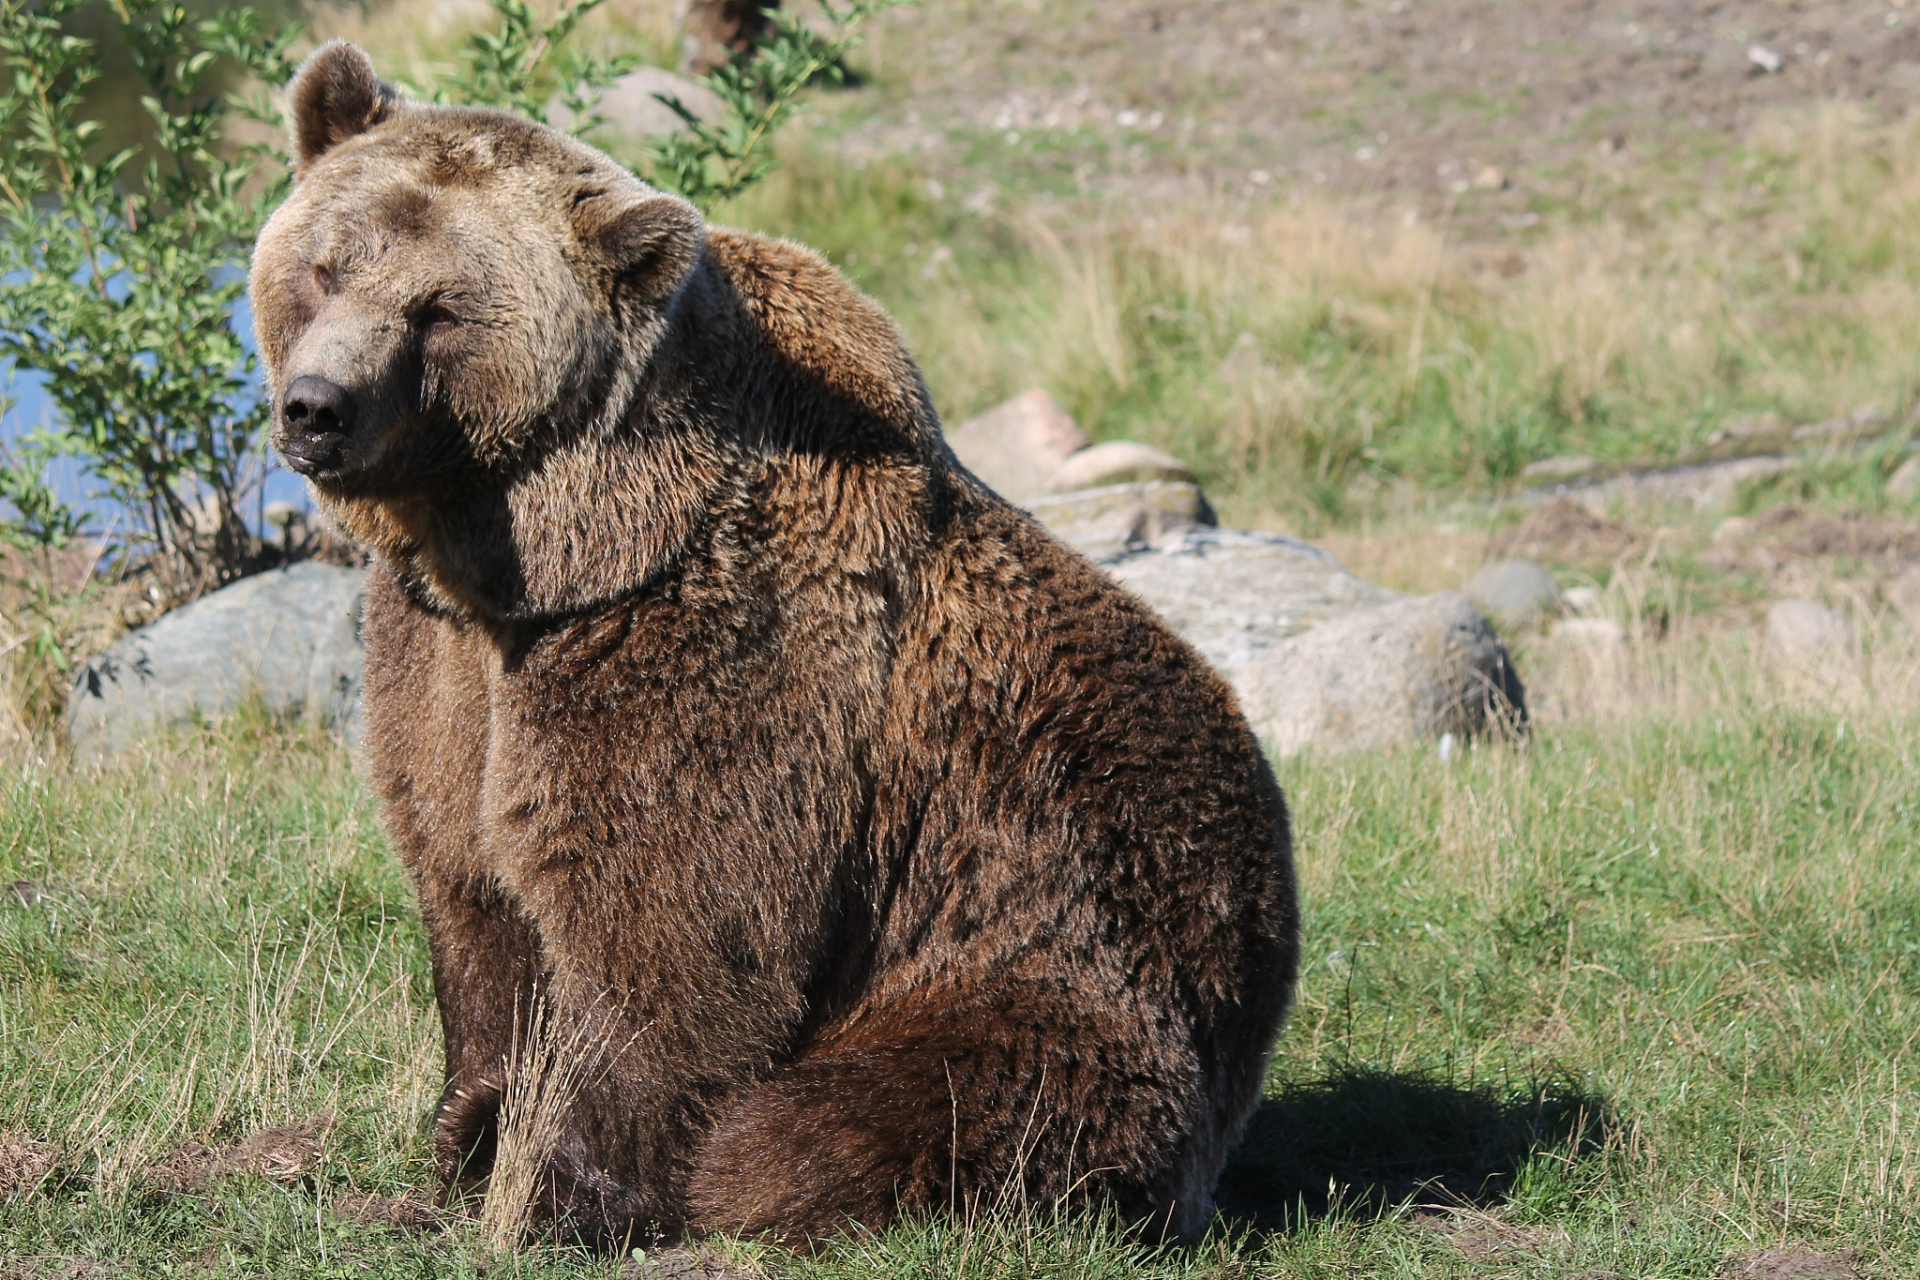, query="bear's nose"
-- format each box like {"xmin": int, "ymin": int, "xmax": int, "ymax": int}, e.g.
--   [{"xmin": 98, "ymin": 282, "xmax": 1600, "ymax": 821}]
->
[{"xmin": 277, "ymin": 375, "xmax": 358, "ymax": 475}]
